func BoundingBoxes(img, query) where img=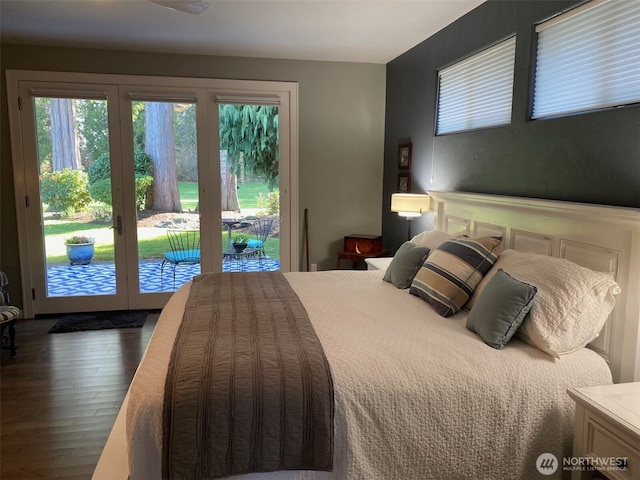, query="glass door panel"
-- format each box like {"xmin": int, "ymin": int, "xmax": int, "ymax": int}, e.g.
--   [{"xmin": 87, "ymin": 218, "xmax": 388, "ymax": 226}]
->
[
  {"xmin": 8, "ymin": 71, "xmax": 297, "ymax": 316},
  {"xmin": 34, "ymin": 96, "xmax": 120, "ymax": 299},
  {"xmin": 218, "ymin": 103, "xmax": 281, "ymax": 273},
  {"xmin": 131, "ymin": 100, "xmax": 200, "ymax": 293}
]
